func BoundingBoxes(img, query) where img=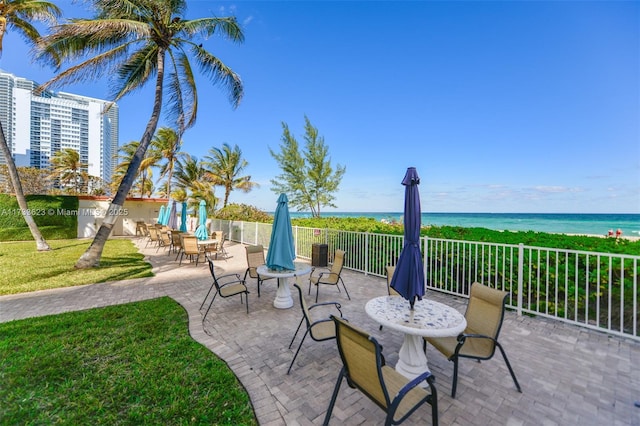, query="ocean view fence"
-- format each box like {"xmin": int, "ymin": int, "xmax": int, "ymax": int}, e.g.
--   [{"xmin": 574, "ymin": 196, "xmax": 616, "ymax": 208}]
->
[{"xmin": 211, "ymin": 219, "xmax": 639, "ymax": 341}]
